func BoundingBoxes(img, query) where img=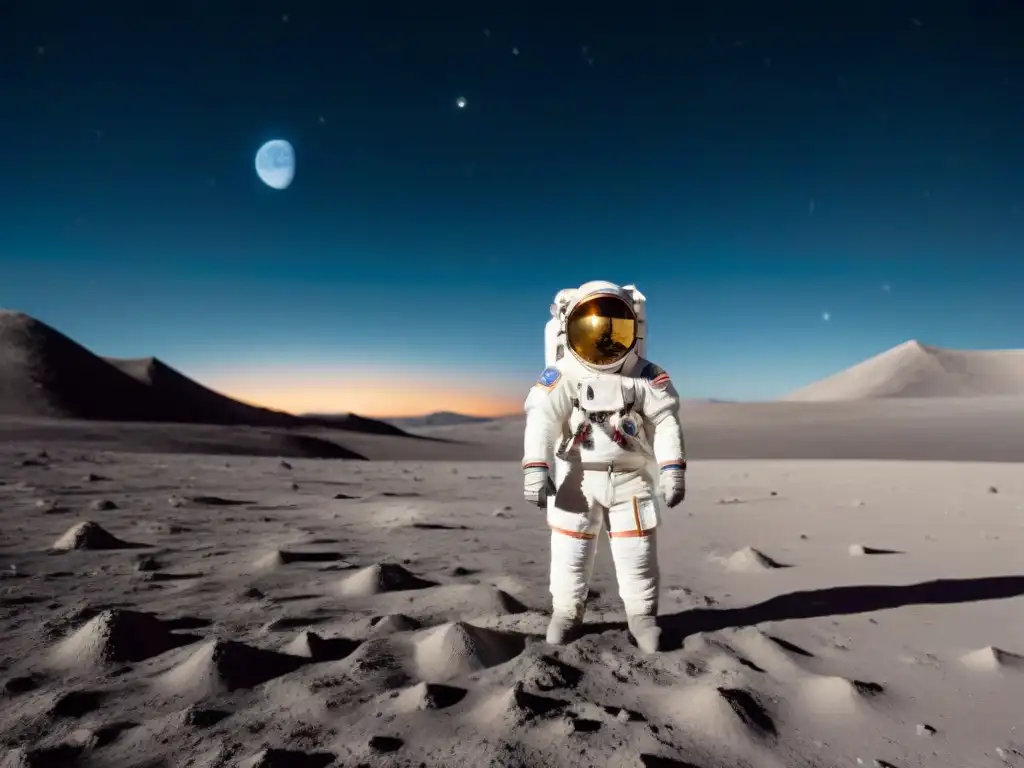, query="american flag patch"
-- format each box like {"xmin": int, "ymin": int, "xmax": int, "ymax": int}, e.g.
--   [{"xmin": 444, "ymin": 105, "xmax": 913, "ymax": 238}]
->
[{"xmin": 640, "ymin": 362, "xmax": 671, "ymax": 388}]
